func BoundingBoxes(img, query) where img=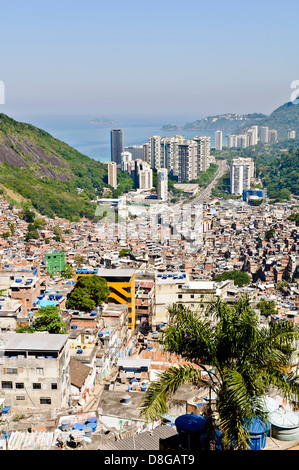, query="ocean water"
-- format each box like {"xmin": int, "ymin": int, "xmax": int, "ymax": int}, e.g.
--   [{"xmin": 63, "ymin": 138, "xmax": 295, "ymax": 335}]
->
[{"xmin": 14, "ymin": 114, "xmax": 219, "ymax": 163}]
